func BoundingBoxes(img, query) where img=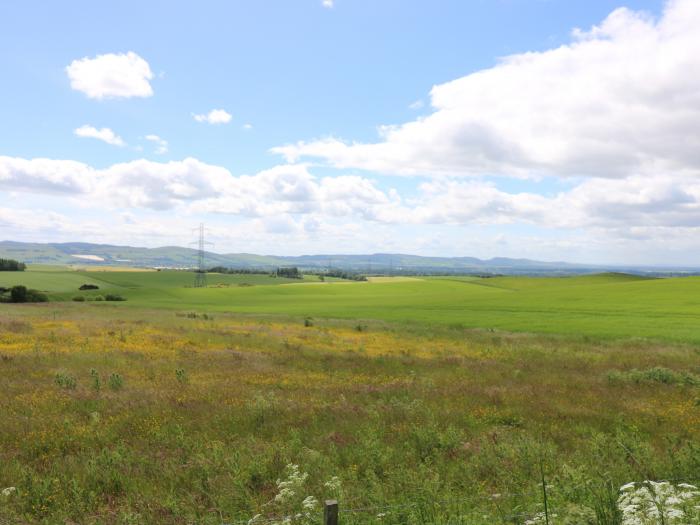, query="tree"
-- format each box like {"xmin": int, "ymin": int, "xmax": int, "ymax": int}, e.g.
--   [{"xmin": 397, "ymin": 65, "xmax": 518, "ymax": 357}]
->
[
  {"xmin": 10, "ymin": 285, "xmax": 27, "ymax": 303},
  {"xmin": 0, "ymin": 258, "xmax": 26, "ymax": 271}
]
